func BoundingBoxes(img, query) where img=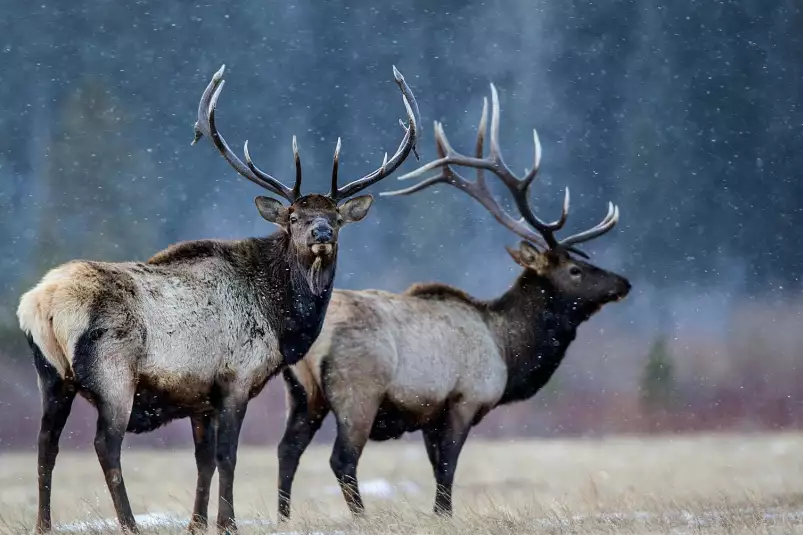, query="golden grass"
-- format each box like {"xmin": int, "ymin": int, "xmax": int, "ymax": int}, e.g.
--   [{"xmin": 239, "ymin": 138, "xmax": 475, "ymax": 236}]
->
[{"xmin": 0, "ymin": 432, "xmax": 802, "ymax": 534}]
